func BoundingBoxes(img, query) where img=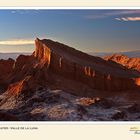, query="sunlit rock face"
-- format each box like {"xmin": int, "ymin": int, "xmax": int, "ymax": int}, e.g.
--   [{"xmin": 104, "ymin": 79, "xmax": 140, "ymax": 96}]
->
[
  {"xmin": 104, "ymin": 54, "xmax": 140, "ymax": 87},
  {"xmin": 135, "ymin": 78, "xmax": 140, "ymax": 86},
  {"xmin": 104, "ymin": 54, "xmax": 140, "ymax": 73},
  {"xmin": 34, "ymin": 38, "xmax": 51, "ymax": 67}
]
